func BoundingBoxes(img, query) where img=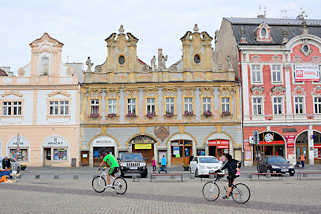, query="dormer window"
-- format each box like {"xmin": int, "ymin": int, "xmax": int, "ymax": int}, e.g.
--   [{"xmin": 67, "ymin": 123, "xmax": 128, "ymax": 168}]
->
[
  {"xmin": 260, "ymin": 28, "xmax": 267, "ymax": 38},
  {"xmin": 41, "ymin": 56, "xmax": 49, "ymax": 76},
  {"xmin": 256, "ymin": 23, "xmax": 272, "ymax": 42}
]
